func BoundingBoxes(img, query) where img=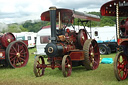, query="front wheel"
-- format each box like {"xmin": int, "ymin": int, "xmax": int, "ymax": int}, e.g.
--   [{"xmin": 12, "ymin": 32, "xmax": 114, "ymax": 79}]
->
[
  {"xmin": 114, "ymin": 52, "xmax": 128, "ymax": 81},
  {"xmin": 34, "ymin": 56, "xmax": 45, "ymax": 77},
  {"xmin": 62, "ymin": 55, "xmax": 72, "ymax": 77}
]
